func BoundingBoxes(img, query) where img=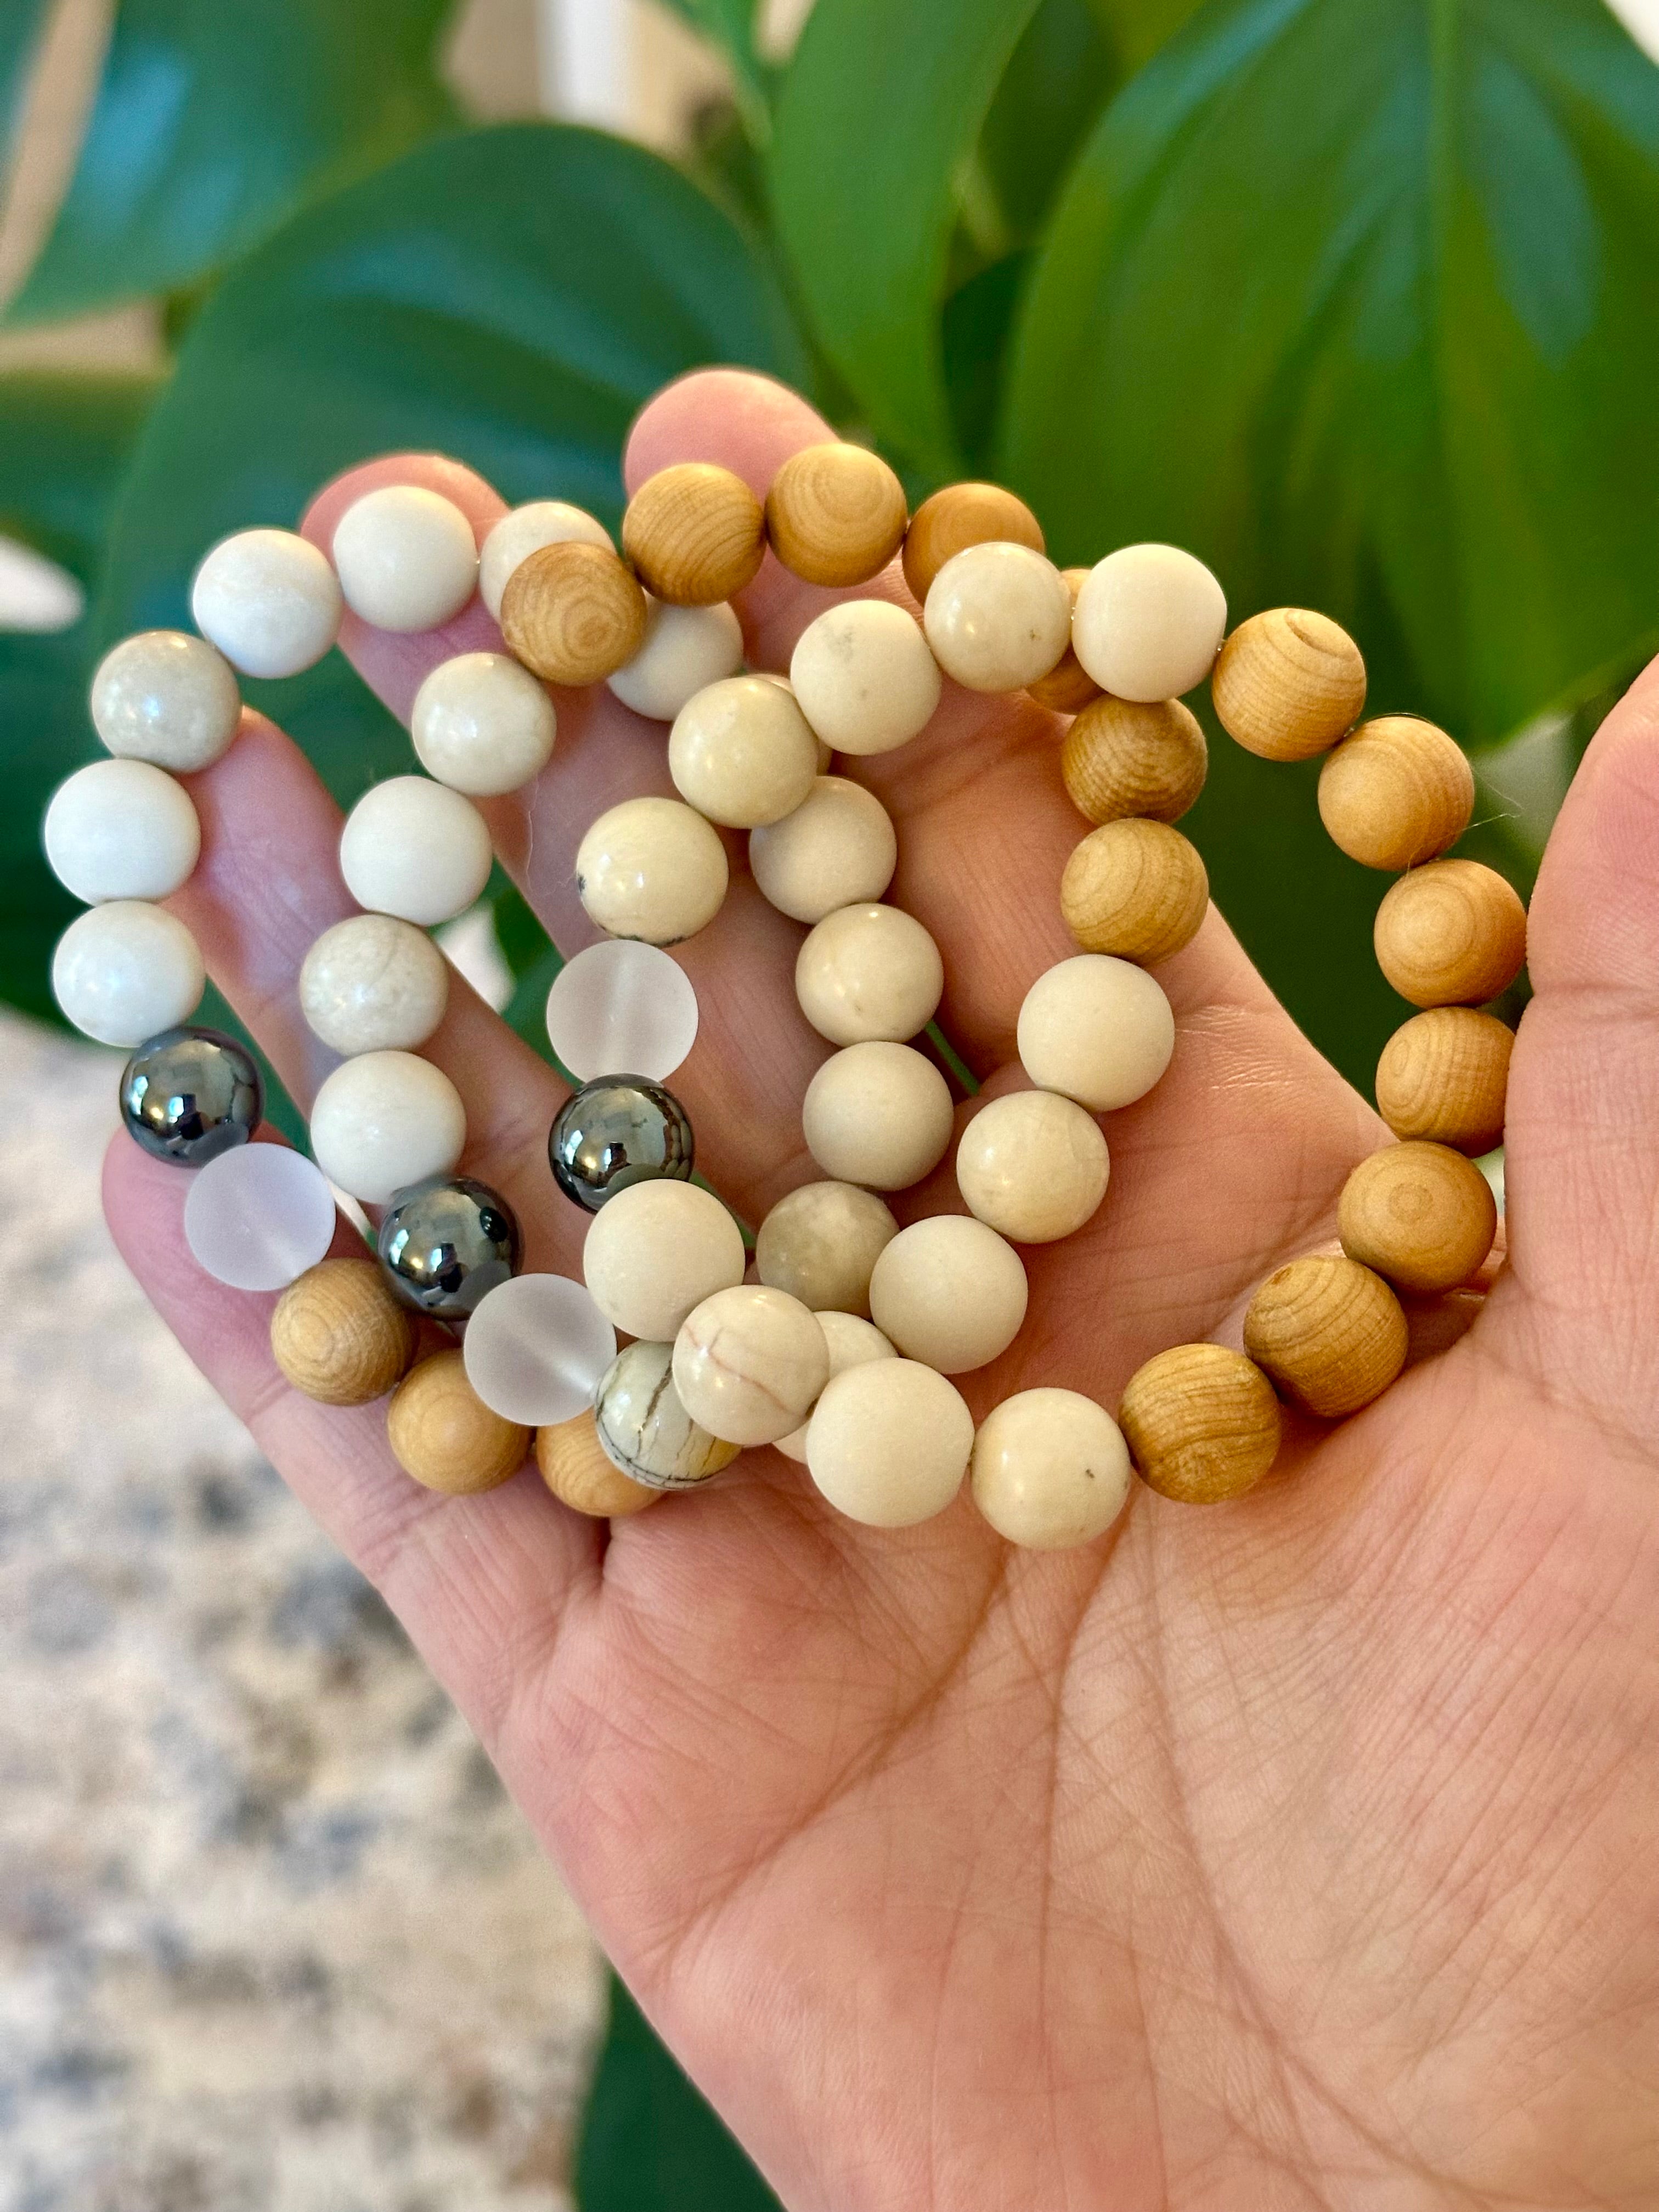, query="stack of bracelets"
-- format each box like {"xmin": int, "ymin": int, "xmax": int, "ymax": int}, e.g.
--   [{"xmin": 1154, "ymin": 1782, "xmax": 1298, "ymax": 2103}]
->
[{"xmin": 41, "ymin": 407, "xmax": 1520, "ymax": 1546}]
